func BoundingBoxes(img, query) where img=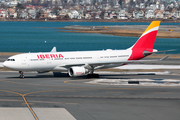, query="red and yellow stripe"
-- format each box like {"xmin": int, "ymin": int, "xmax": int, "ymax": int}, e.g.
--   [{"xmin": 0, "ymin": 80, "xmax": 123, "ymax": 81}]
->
[{"xmin": 143, "ymin": 21, "xmax": 161, "ymax": 34}]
